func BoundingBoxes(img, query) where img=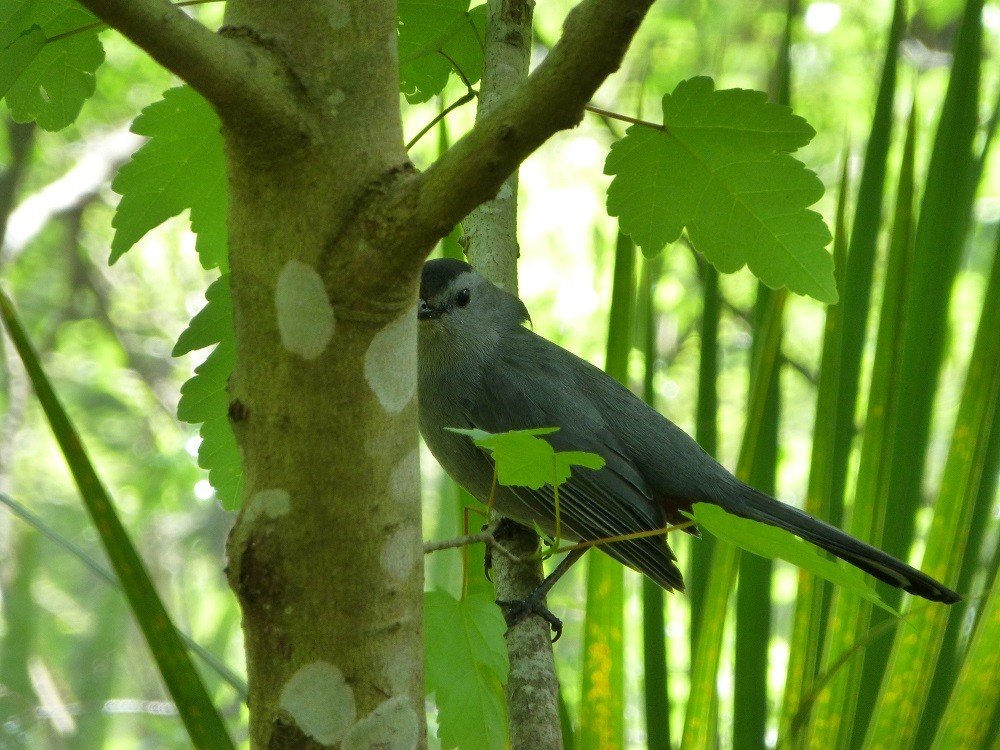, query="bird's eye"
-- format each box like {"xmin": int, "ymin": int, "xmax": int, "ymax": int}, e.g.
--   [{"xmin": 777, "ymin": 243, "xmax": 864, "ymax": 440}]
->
[
  {"xmin": 419, "ymin": 299, "xmax": 429, "ymax": 311},
  {"xmin": 455, "ymin": 288, "xmax": 471, "ymax": 308}
]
